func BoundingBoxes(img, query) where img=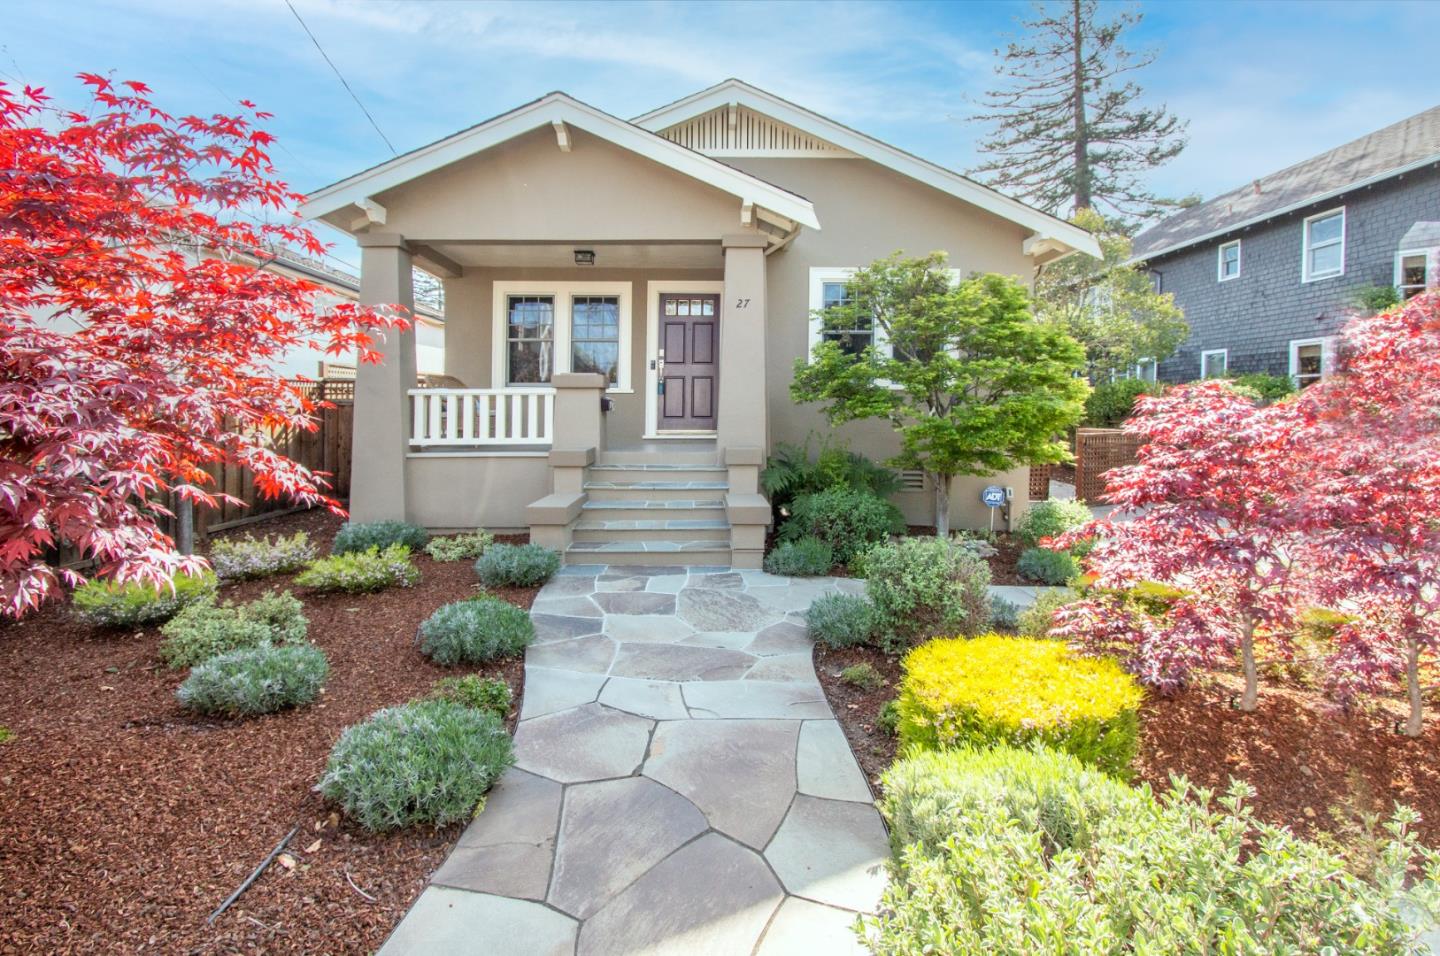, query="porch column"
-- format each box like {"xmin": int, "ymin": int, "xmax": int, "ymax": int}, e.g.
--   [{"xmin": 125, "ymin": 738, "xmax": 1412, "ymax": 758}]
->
[
  {"xmin": 717, "ymin": 233, "xmax": 768, "ymax": 452},
  {"xmin": 548, "ymin": 372, "xmax": 607, "ymax": 494},
  {"xmin": 350, "ymin": 233, "xmax": 416, "ymax": 522}
]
